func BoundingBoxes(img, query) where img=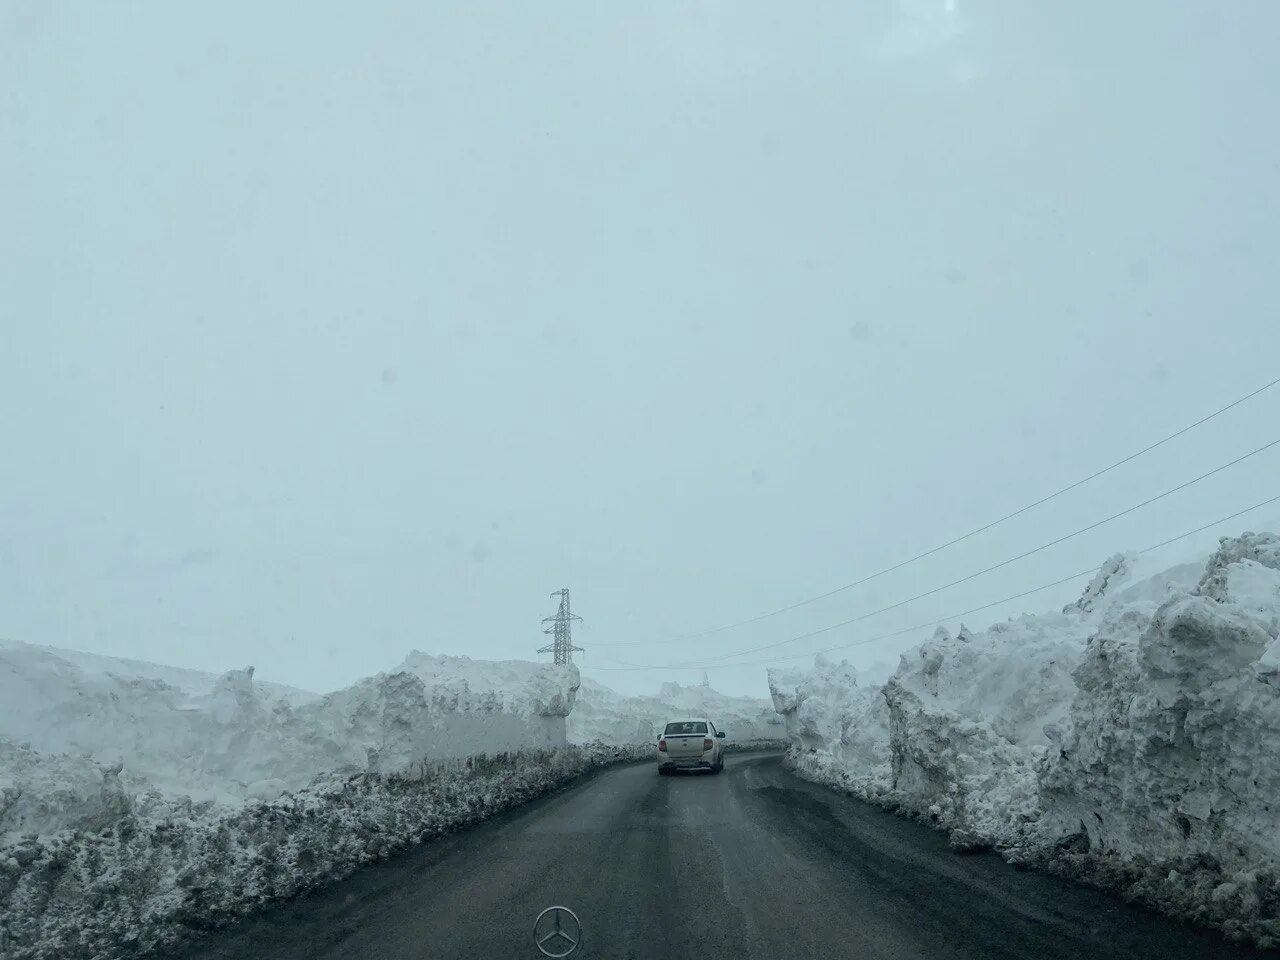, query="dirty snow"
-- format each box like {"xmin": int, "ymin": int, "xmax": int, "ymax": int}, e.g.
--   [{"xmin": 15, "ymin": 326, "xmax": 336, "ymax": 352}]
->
[
  {"xmin": 0, "ymin": 742, "xmax": 649, "ymax": 960},
  {"xmin": 771, "ymin": 532, "xmax": 1280, "ymax": 946}
]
